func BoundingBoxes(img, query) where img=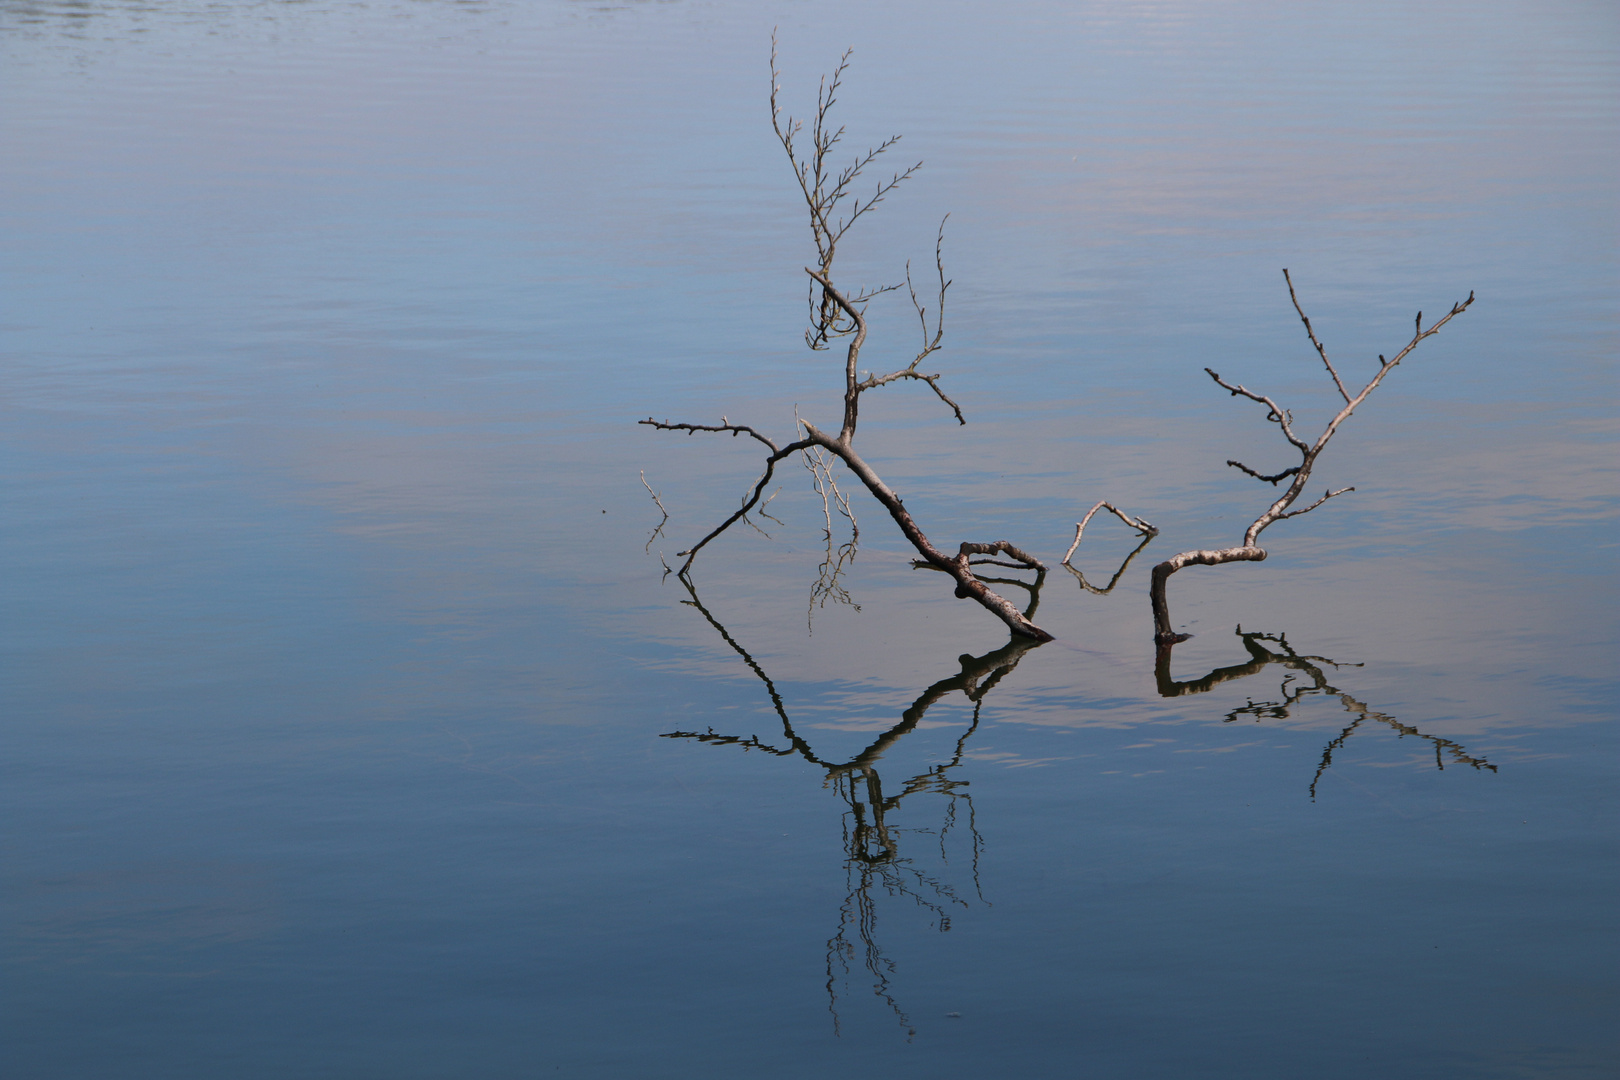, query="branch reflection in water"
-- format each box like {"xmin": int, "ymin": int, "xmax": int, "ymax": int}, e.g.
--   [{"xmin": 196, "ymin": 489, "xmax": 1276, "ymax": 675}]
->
[
  {"xmin": 1061, "ymin": 531, "xmax": 1157, "ymax": 596},
  {"xmin": 1156, "ymin": 629, "xmax": 1497, "ymax": 799},
  {"xmin": 661, "ymin": 571, "xmax": 1046, "ymax": 1035}
]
